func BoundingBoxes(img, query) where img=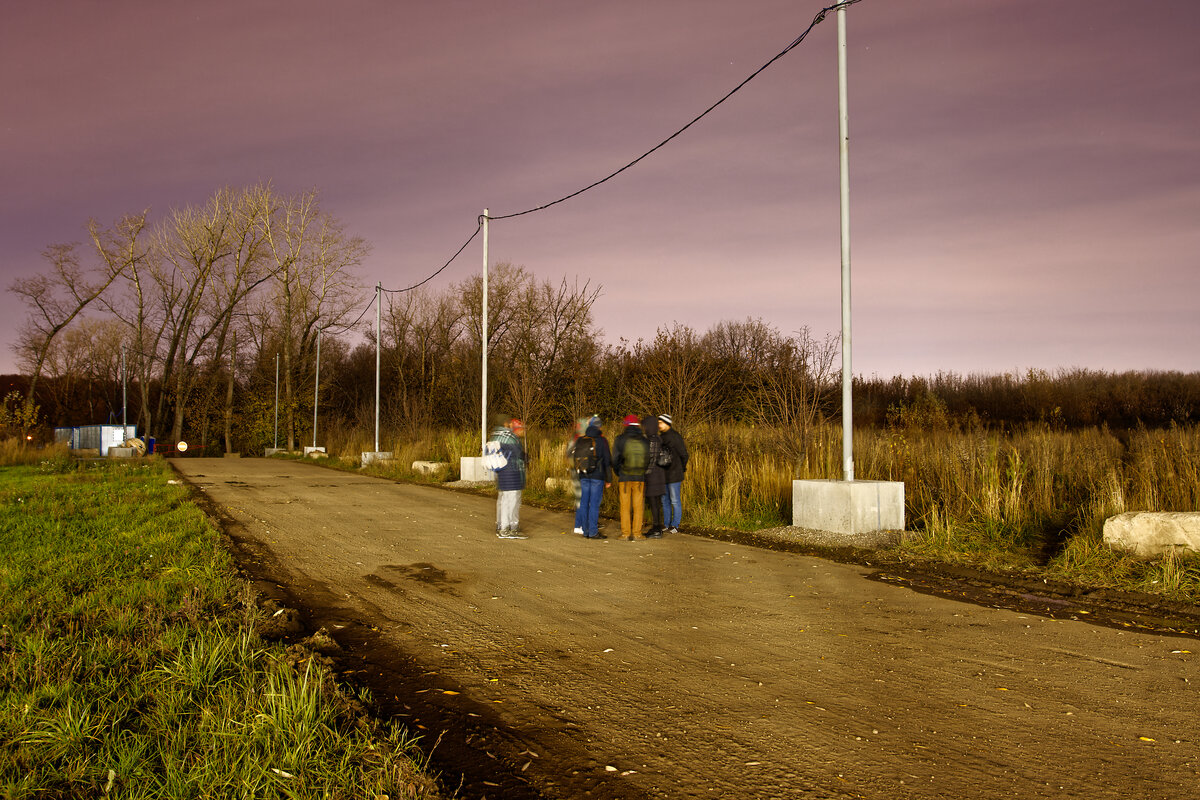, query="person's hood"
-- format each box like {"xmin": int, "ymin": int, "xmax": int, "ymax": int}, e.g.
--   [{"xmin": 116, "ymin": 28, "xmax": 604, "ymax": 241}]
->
[
  {"xmin": 585, "ymin": 423, "xmax": 603, "ymax": 438},
  {"xmin": 640, "ymin": 415, "xmax": 657, "ymax": 431}
]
